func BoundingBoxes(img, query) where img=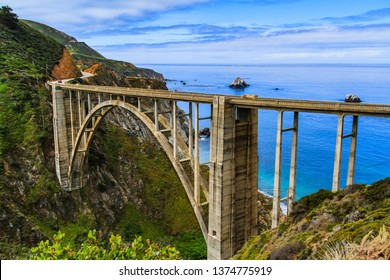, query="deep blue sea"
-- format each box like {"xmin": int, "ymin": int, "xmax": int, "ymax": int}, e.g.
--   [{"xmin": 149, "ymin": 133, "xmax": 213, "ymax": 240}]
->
[{"xmin": 141, "ymin": 64, "xmax": 390, "ymax": 199}]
